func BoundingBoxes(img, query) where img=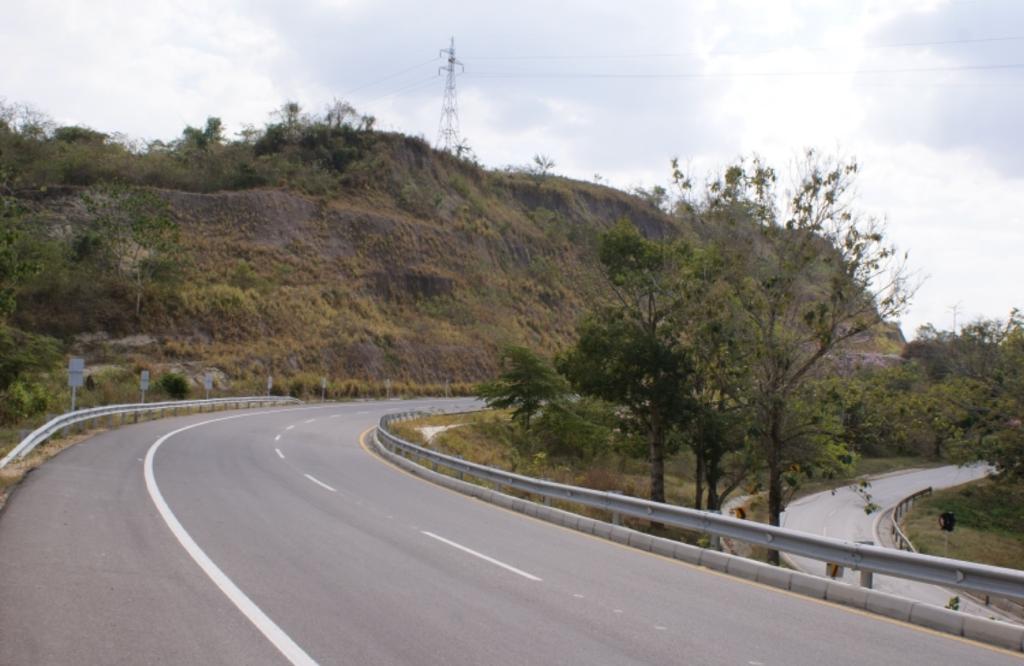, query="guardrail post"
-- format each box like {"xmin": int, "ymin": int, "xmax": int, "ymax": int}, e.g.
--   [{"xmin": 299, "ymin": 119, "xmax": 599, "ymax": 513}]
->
[
  {"xmin": 708, "ymin": 509, "xmax": 722, "ymax": 550},
  {"xmin": 860, "ymin": 570, "xmax": 874, "ymax": 589},
  {"xmin": 609, "ymin": 490, "xmax": 623, "ymax": 525}
]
